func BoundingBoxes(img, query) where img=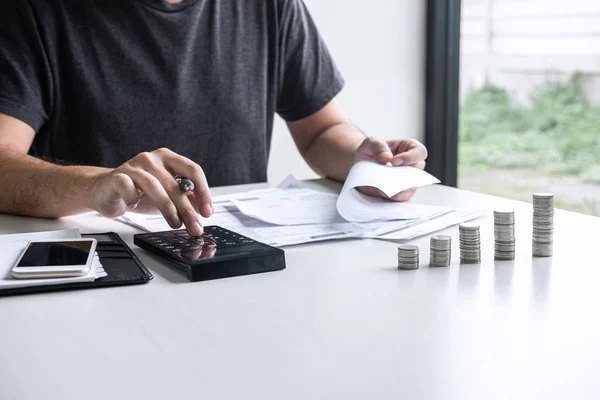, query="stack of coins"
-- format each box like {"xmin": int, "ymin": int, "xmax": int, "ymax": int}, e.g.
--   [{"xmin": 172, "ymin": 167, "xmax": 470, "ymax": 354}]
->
[
  {"xmin": 429, "ymin": 235, "xmax": 452, "ymax": 267},
  {"xmin": 398, "ymin": 245, "xmax": 420, "ymax": 270},
  {"xmin": 459, "ymin": 223, "xmax": 481, "ymax": 264},
  {"xmin": 494, "ymin": 209, "xmax": 516, "ymax": 260},
  {"xmin": 532, "ymin": 193, "xmax": 555, "ymax": 257}
]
